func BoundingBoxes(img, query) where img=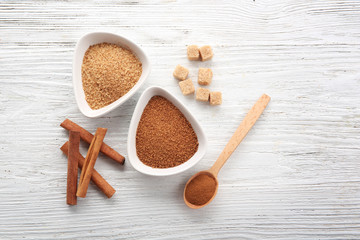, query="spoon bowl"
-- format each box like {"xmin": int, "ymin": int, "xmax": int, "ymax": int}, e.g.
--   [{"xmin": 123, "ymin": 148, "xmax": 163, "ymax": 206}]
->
[{"xmin": 184, "ymin": 170, "xmax": 219, "ymax": 209}]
